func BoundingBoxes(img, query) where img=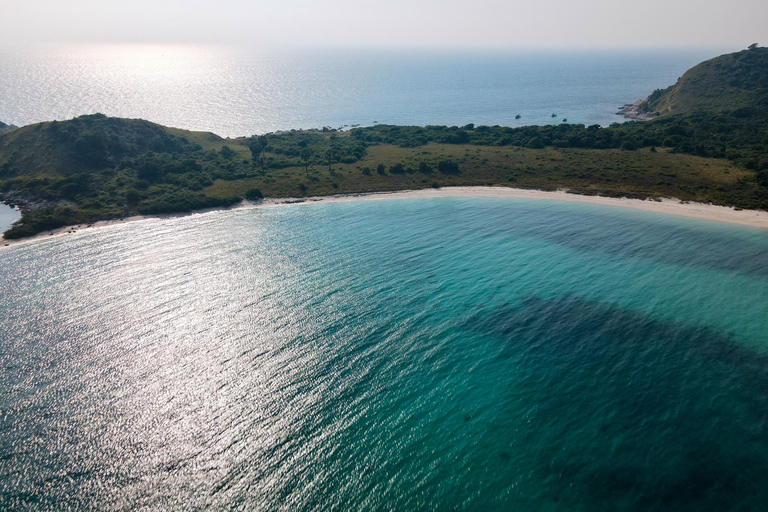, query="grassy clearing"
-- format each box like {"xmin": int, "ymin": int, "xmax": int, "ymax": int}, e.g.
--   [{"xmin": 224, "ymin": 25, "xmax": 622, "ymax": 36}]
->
[{"xmin": 205, "ymin": 143, "xmax": 752, "ymax": 206}]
